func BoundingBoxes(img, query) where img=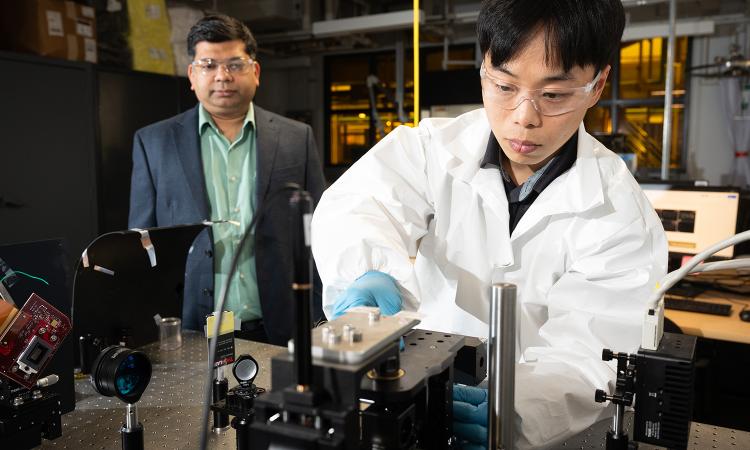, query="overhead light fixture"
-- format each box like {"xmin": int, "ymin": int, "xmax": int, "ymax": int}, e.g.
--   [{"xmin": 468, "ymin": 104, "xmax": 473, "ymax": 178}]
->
[
  {"xmin": 622, "ymin": 19, "xmax": 714, "ymax": 42},
  {"xmin": 312, "ymin": 10, "xmax": 424, "ymax": 38}
]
